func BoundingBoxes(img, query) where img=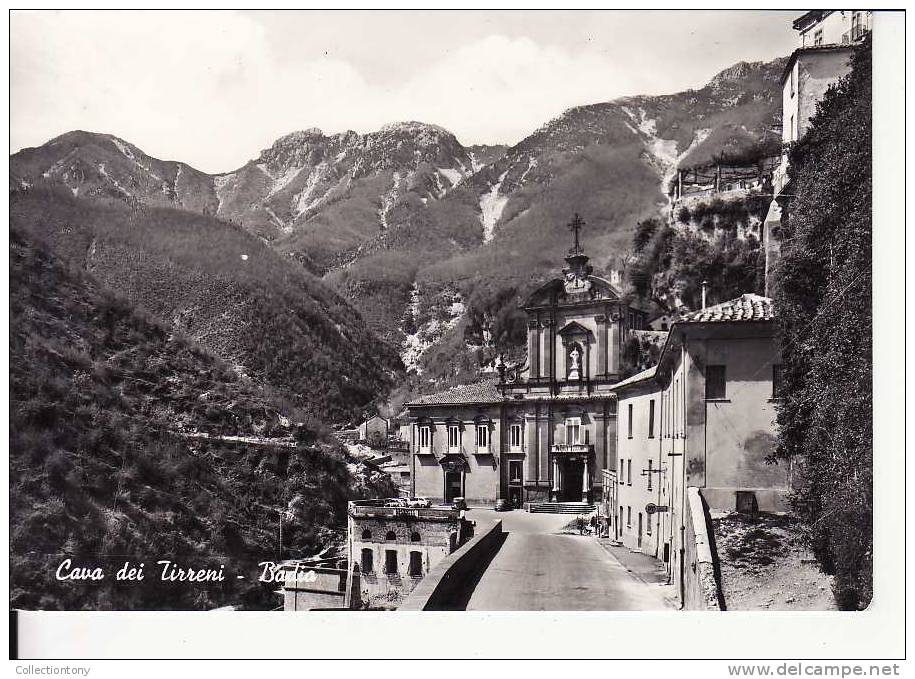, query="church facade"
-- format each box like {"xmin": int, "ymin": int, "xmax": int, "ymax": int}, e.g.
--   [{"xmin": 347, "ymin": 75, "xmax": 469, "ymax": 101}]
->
[{"xmin": 405, "ymin": 217, "xmax": 648, "ymax": 507}]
